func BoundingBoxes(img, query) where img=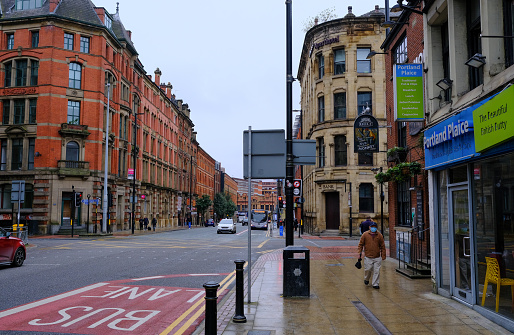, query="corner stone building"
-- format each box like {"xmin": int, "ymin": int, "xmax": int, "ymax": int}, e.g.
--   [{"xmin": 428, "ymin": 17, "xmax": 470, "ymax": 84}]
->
[
  {"xmin": 0, "ymin": 0, "xmax": 196, "ymax": 234},
  {"xmin": 298, "ymin": 6, "xmax": 389, "ymax": 235}
]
